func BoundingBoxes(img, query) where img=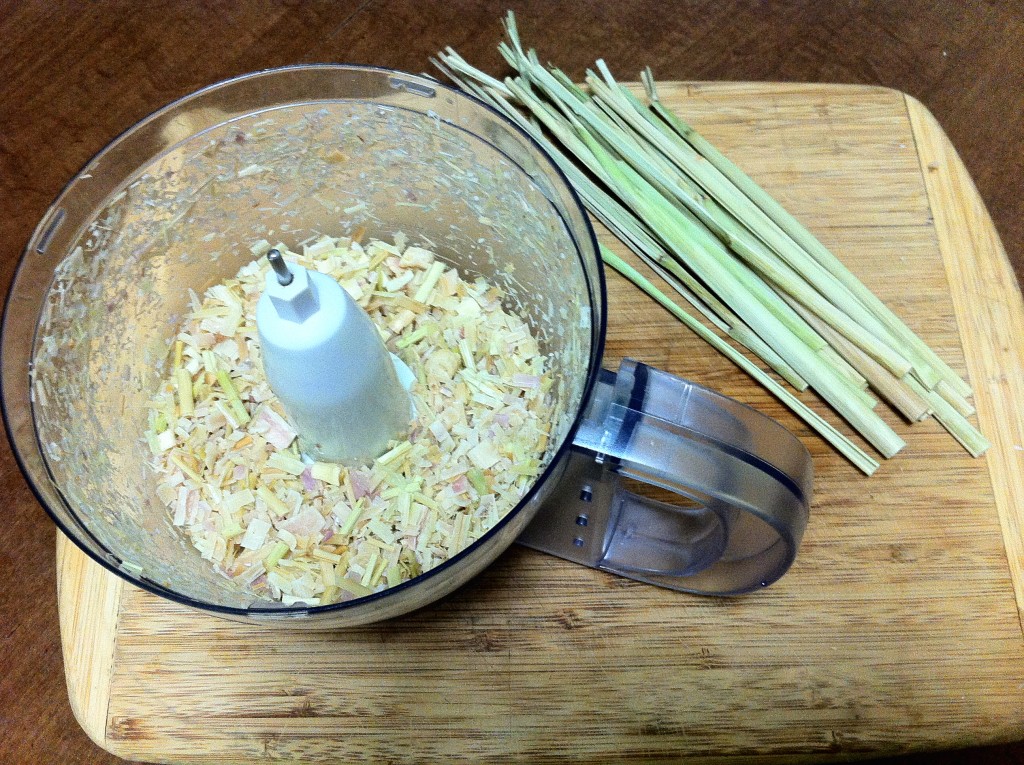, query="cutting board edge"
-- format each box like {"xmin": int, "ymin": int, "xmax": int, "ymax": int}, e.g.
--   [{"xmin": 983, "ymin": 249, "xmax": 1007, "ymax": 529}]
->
[
  {"xmin": 57, "ymin": 532, "xmax": 121, "ymax": 753},
  {"xmin": 904, "ymin": 93, "xmax": 1024, "ymax": 631}
]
